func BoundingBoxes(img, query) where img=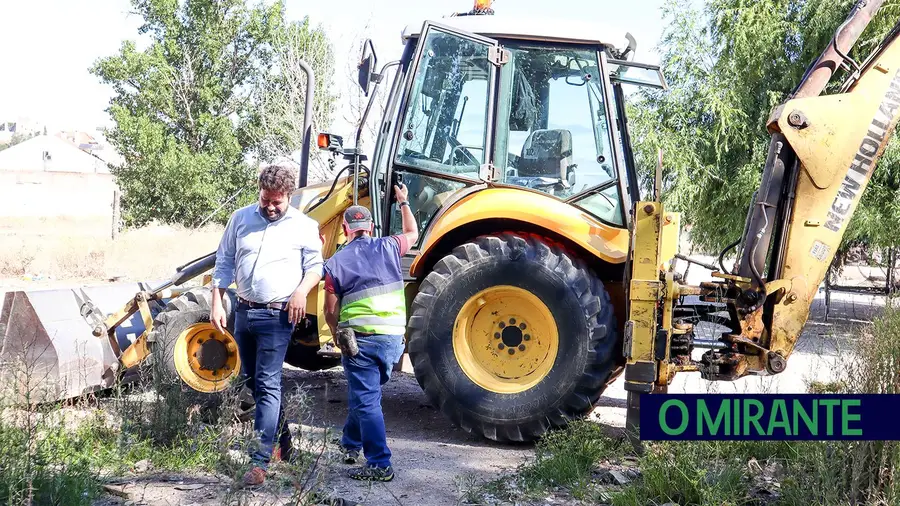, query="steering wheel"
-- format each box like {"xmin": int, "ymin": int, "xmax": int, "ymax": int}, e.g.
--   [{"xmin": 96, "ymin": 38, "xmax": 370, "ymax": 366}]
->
[{"xmin": 446, "ymin": 135, "xmax": 480, "ymax": 168}]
